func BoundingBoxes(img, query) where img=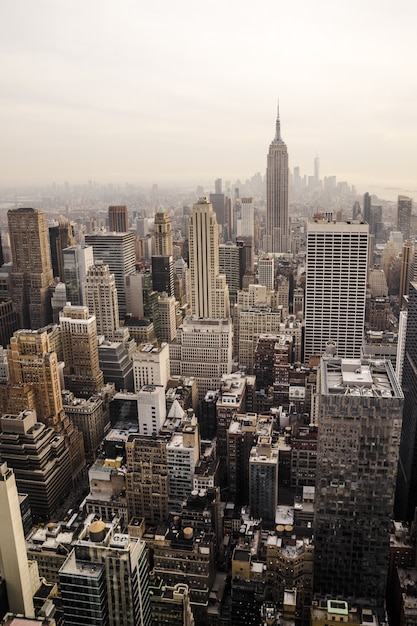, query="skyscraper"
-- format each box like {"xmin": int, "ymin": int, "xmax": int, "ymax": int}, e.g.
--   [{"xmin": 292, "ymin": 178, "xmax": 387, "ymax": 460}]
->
[
  {"xmin": 304, "ymin": 218, "xmax": 369, "ymax": 361},
  {"xmin": 153, "ymin": 206, "xmax": 173, "ymax": 256},
  {"xmin": 8, "ymin": 207, "xmax": 54, "ymax": 329},
  {"xmin": 108, "ymin": 204, "xmax": 129, "ymax": 232},
  {"xmin": 83, "ymin": 263, "xmax": 120, "ymax": 340},
  {"xmin": 397, "ymin": 195, "xmax": 413, "ymax": 242},
  {"xmin": 85, "ymin": 231, "xmax": 136, "ymax": 316},
  {"xmin": 49, "ymin": 217, "xmax": 76, "ymax": 279},
  {"xmin": 0, "ymin": 462, "xmax": 35, "ymax": 617},
  {"xmin": 265, "ymin": 105, "xmax": 290, "ymax": 254},
  {"xmin": 188, "ymin": 197, "xmax": 230, "ymax": 319},
  {"xmin": 314, "ymin": 357, "xmax": 403, "ymax": 608},
  {"xmin": 63, "ymin": 244, "xmax": 94, "ymax": 306},
  {"xmin": 396, "ymin": 281, "xmax": 417, "ymax": 520},
  {"xmin": 60, "ymin": 303, "xmax": 104, "ymax": 397}
]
